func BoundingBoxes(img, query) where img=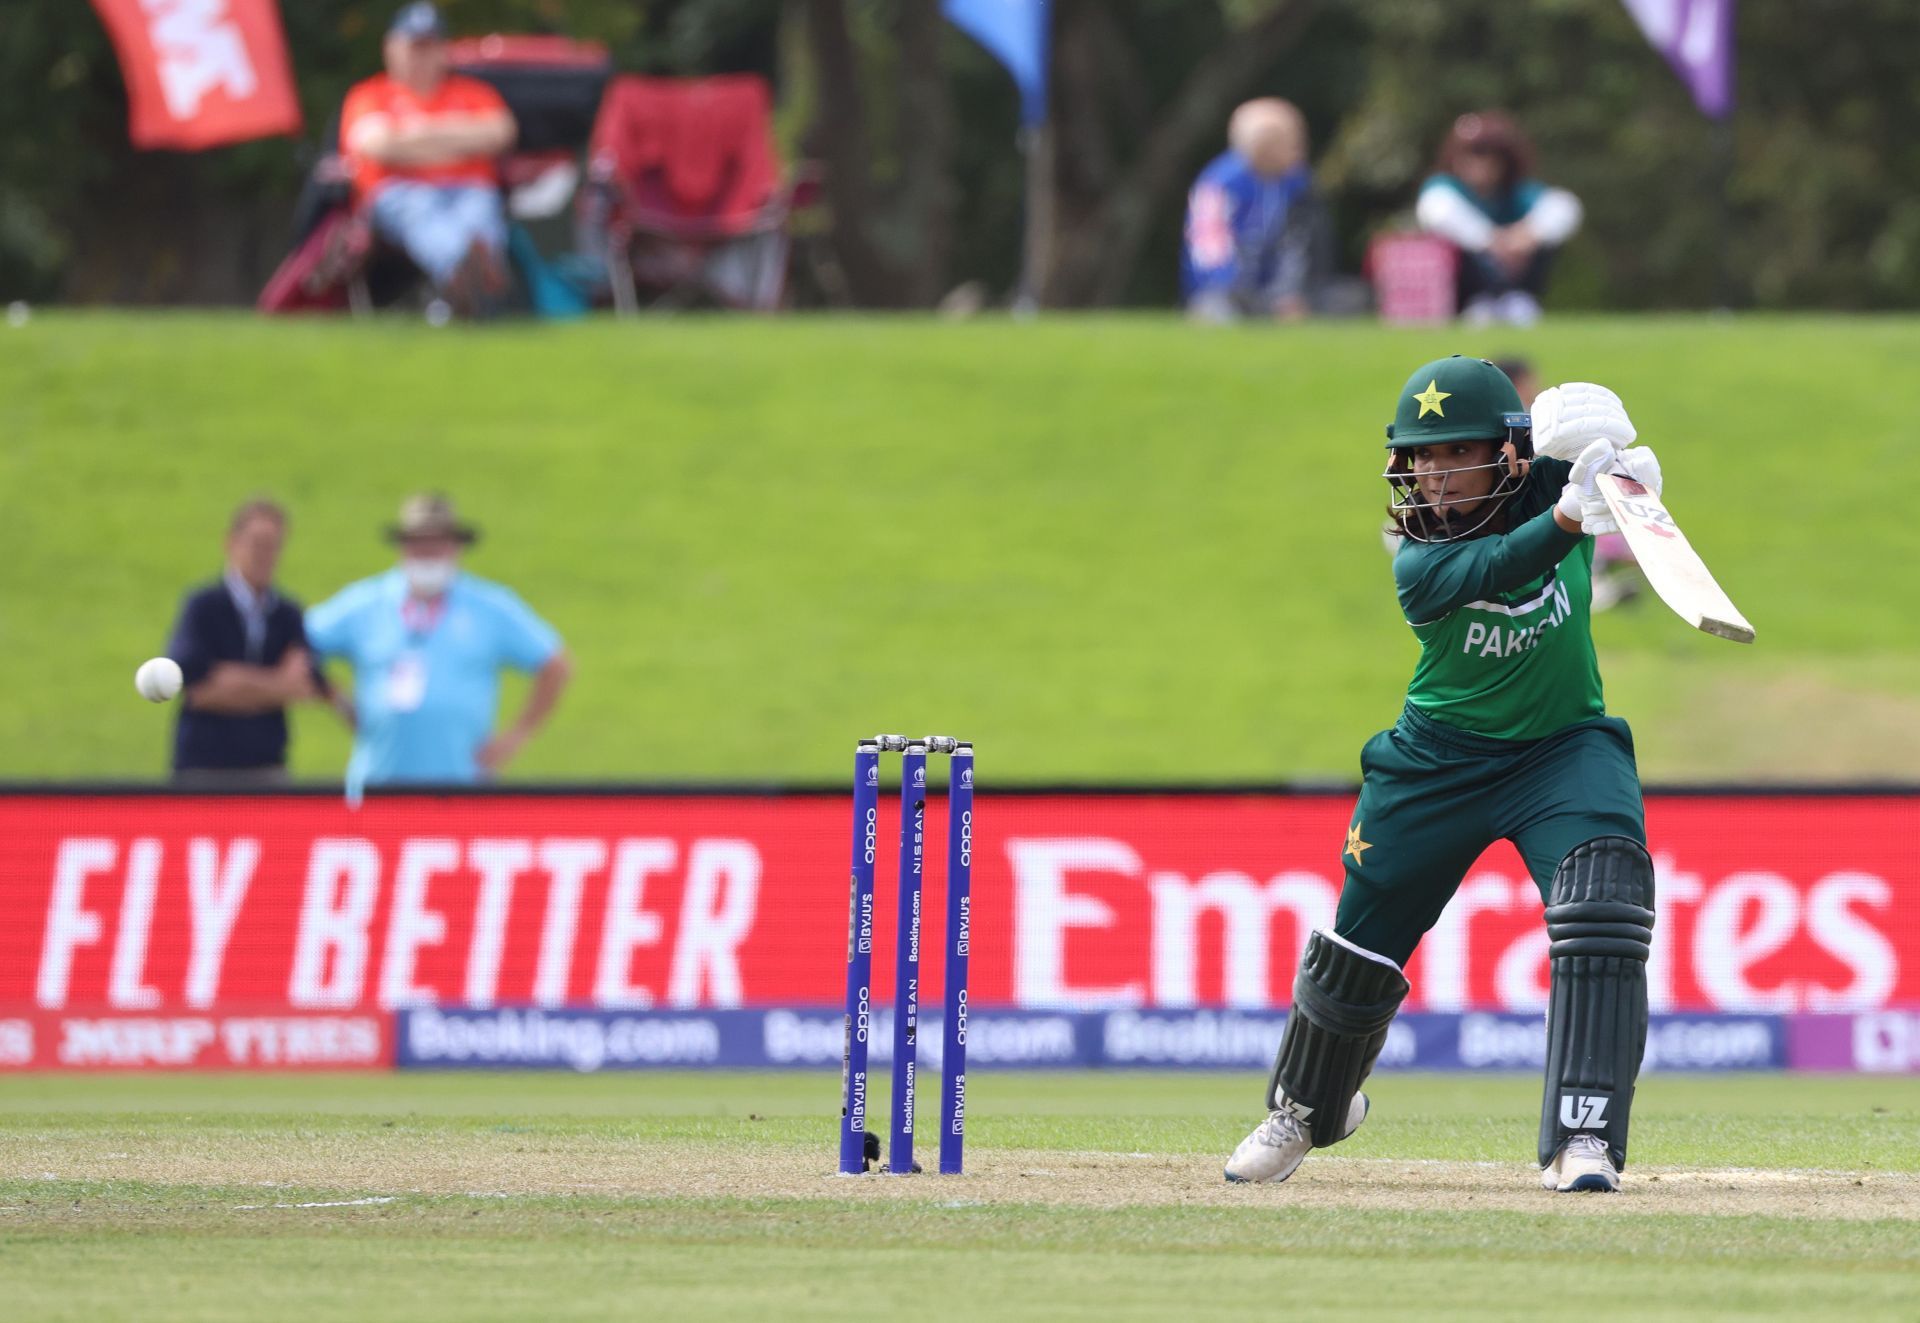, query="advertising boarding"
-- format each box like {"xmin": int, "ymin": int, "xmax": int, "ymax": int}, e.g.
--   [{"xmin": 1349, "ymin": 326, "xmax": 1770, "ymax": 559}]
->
[{"xmin": 0, "ymin": 791, "xmax": 1913, "ymax": 1070}]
